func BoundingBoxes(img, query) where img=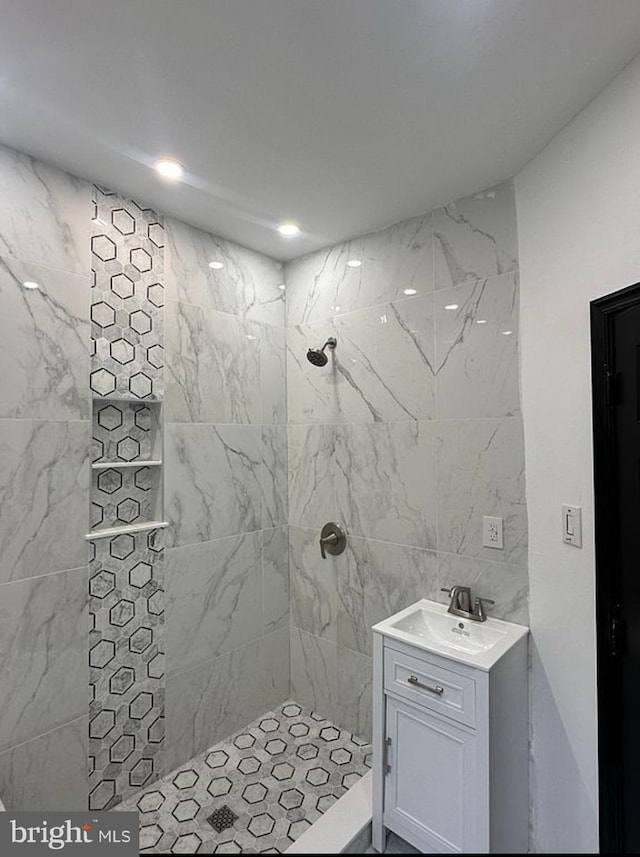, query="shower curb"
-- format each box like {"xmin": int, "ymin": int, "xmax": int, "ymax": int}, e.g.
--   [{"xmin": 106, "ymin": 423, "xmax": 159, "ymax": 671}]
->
[{"xmin": 284, "ymin": 770, "xmax": 373, "ymax": 854}]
